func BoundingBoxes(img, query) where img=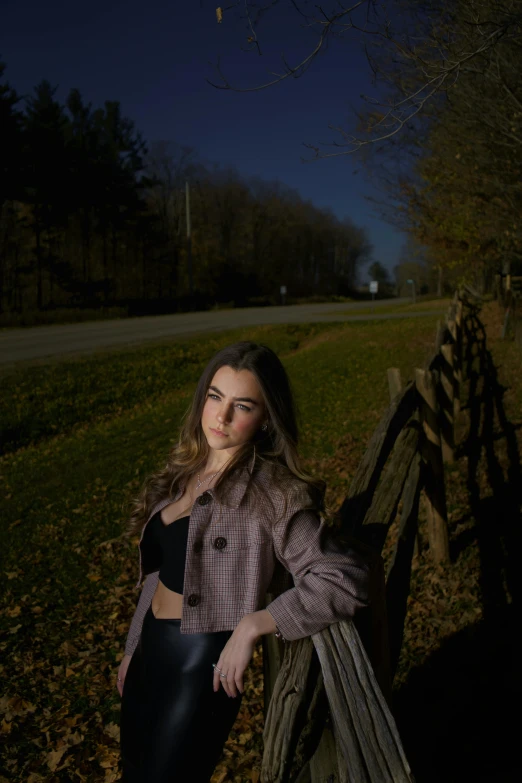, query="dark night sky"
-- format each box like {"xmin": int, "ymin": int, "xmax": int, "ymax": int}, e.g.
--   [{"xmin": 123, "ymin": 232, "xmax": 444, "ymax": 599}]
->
[{"xmin": 1, "ymin": 0, "xmax": 407, "ymax": 281}]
